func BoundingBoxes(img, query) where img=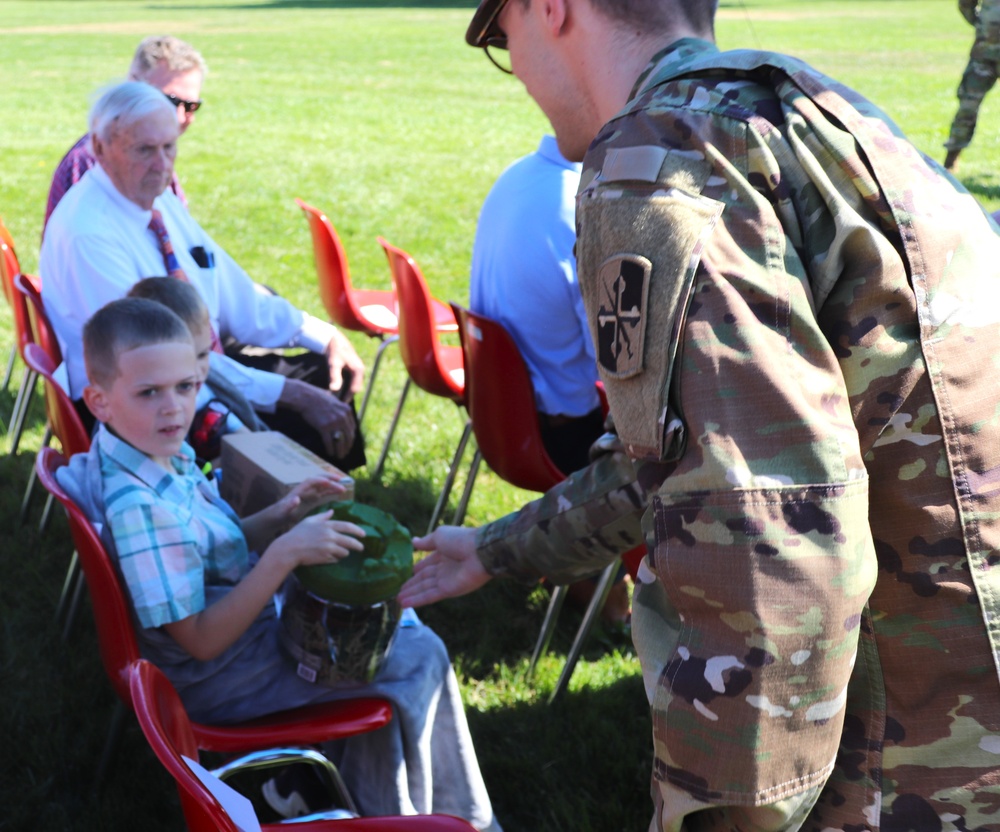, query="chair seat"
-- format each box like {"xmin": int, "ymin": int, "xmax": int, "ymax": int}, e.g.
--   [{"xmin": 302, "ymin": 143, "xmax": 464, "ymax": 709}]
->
[
  {"xmin": 350, "ymin": 286, "xmax": 397, "ymax": 331},
  {"xmin": 192, "ymin": 696, "xmax": 393, "ymax": 752}
]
